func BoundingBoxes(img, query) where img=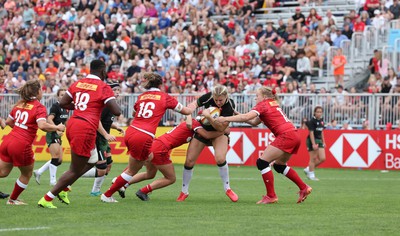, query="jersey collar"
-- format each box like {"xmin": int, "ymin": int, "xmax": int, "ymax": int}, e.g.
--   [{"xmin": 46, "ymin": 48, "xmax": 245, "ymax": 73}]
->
[
  {"xmin": 147, "ymin": 88, "xmax": 161, "ymax": 91},
  {"xmin": 86, "ymin": 74, "xmax": 102, "ymax": 80}
]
